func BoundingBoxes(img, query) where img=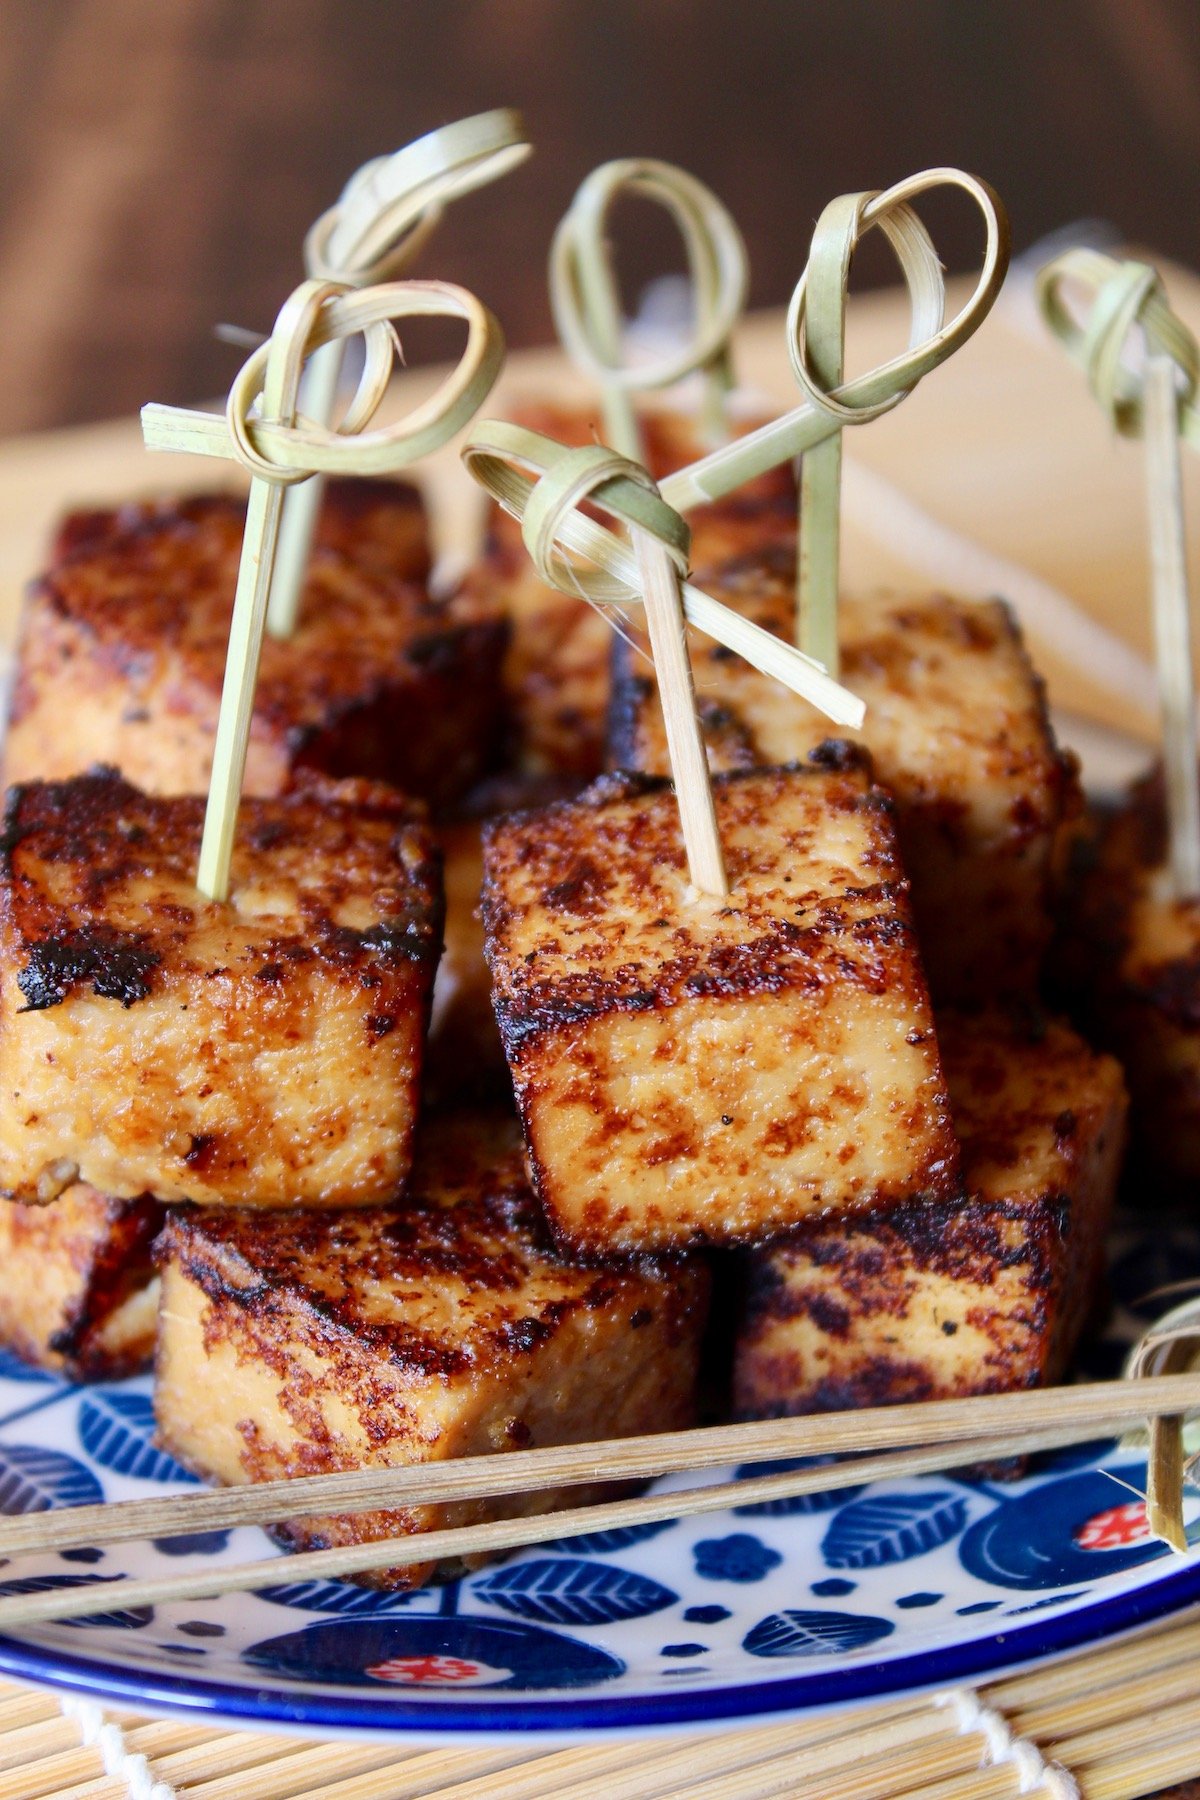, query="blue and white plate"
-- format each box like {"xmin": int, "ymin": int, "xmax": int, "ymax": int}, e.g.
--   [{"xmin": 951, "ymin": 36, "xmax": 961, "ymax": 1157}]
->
[{"xmin": 0, "ymin": 1215, "xmax": 1197, "ymax": 1736}]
